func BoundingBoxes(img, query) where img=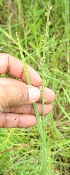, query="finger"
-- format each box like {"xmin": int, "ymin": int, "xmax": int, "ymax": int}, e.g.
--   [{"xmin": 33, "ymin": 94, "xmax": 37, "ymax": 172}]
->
[
  {"xmin": 0, "ymin": 78, "xmax": 55, "ymax": 104},
  {"xmin": 0, "ymin": 113, "xmax": 36, "ymax": 128},
  {"xmin": 4, "ymin": 103, "xmax": 52, "ymax": 116},
  {"xmin": 0, "ymin": 53, "xmax": 42, "ymax": 86},
  {"xmin": 0, "ymin": 77, "xmax": 27, "ymax": 86},
  {"xmin": 38, "ymin": 87, "xmax": 55, "ymax": 104},
  {"xmin": 0, "ymin": 85, "xmax": 40, "ymax": 112}
]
